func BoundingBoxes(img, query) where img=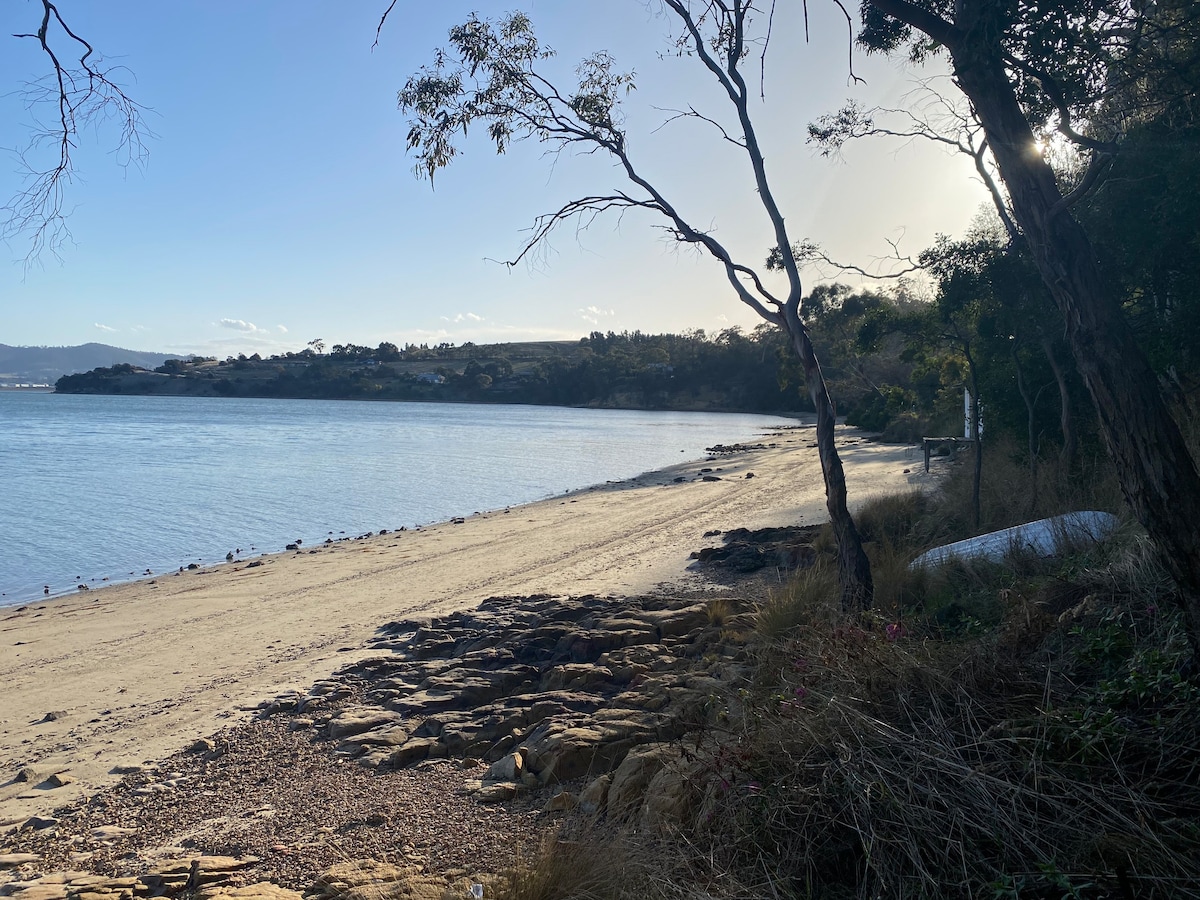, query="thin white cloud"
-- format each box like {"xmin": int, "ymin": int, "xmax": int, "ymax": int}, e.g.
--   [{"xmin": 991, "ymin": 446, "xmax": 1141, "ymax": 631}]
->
[
  {"xmin": 442, "ymin": 312, "xmax": 486, "ymax": 324},
  {"xmin": 578, "ymin": 305, "xmax": 616, "ymax": 326},
  {"xmin": 219, "ymin": 318, "xmax": 264, "ymax": 334},
  {"xmin": 93, "ymin": 323, "xmax": 117, "ymax": 333},
  {"xmin": 277, "ymin": 325, "xmax": 288, "ymax": 333}
]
